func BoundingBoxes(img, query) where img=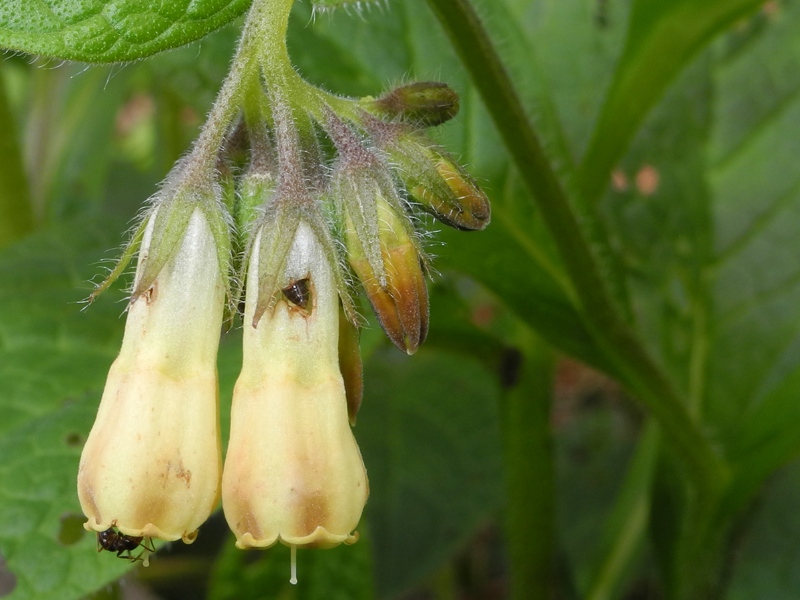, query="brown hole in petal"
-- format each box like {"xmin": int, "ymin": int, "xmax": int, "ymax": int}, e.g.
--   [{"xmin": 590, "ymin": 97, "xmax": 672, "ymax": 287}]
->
[
  {"xmin": 282, "ymin": 277, "xmax": 313, "ymax": 315},
  {"xmin": 142, "ymin": 281, "xmax": 158, "ymax": 305}
]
